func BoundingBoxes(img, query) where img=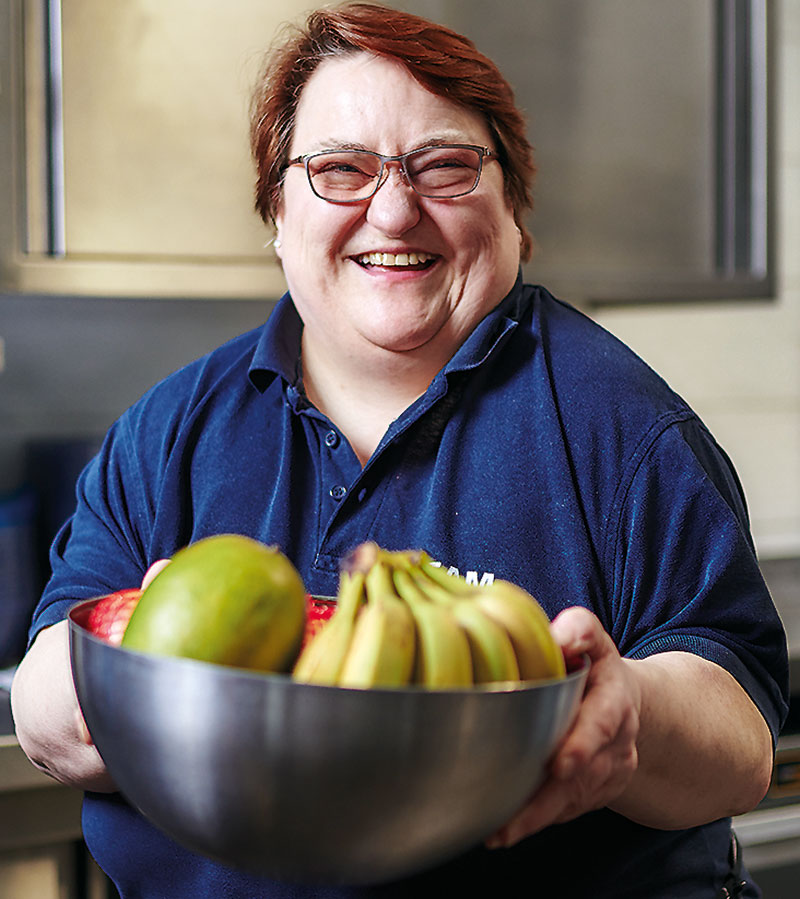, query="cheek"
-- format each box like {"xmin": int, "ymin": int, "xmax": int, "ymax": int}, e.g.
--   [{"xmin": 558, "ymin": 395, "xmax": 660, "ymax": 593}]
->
[
  {"xmin": 453, "ymin": 206, "xmax": 517, "ymax": 262},
  {"xmin": 447, "ymin": 204, "xmax": 521, "ymax": 298},
  {"xmin": 282, "ymin": 203, "xmax": 358, "ymax": 259}
]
